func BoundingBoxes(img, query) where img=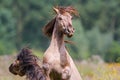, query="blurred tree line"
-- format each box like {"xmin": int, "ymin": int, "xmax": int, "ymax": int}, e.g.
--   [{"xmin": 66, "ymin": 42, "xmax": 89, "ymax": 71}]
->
[{"xmin": 0, "ymin": 0, "xmax": 120, "ymax": 62}]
